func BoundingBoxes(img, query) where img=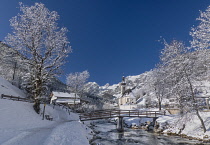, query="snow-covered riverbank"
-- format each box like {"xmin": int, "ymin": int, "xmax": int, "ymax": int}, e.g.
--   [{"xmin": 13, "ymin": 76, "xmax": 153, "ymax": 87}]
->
[
  {"xmin": 157, "ymin": 112, "xmax": 210, "ymax": 142},
  {"xmin": 89, "ymin": 119, "xmax": 205, "ymax": 145},
  {"xmin": 121, "ymin": 110, "xmax": 210, "ymax": 142}
]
